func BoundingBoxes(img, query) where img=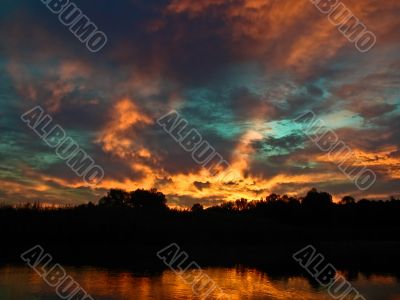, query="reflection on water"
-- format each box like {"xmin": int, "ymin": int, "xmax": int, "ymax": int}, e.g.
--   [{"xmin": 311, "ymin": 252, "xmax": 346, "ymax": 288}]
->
[{"xmin": 0, "ymin": 265, "xmax": 399, "ymax": 300}]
